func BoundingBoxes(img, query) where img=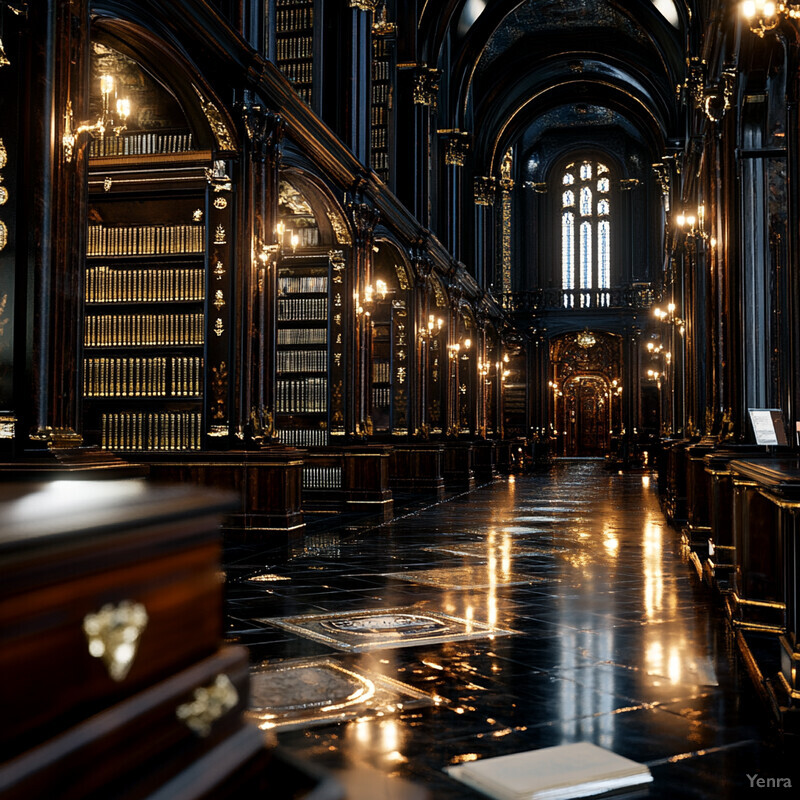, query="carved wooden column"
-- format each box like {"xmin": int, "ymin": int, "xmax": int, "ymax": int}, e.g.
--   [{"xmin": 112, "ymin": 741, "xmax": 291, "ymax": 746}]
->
[
  {"xmin": 28, "ymin": 0, "xmax": 90, "ymax": 450},
  {"xmin": 473, "ymin": 176, "xmax": 496, "ymax": 290},
  {"xmin": 0, "ymin": 3, "xmax": 25, "ymax": 454},
  {"xmin": 411, "ymin": 247, "xmax": 431, "ymax": 436},
  {"xmin": 395, "ymin": 65, "xmax": 439, "ymax": 226},
  {"xmin": 237, "ymin": 98, "xmax": 284, "ymax": 445},
  {"xmin": 347, "ymin": 199, "xmax": 380, "ymax": 437},
  {"xmin": 440, "ymin": 130, "xmax": 470, "ymax": 261}
]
